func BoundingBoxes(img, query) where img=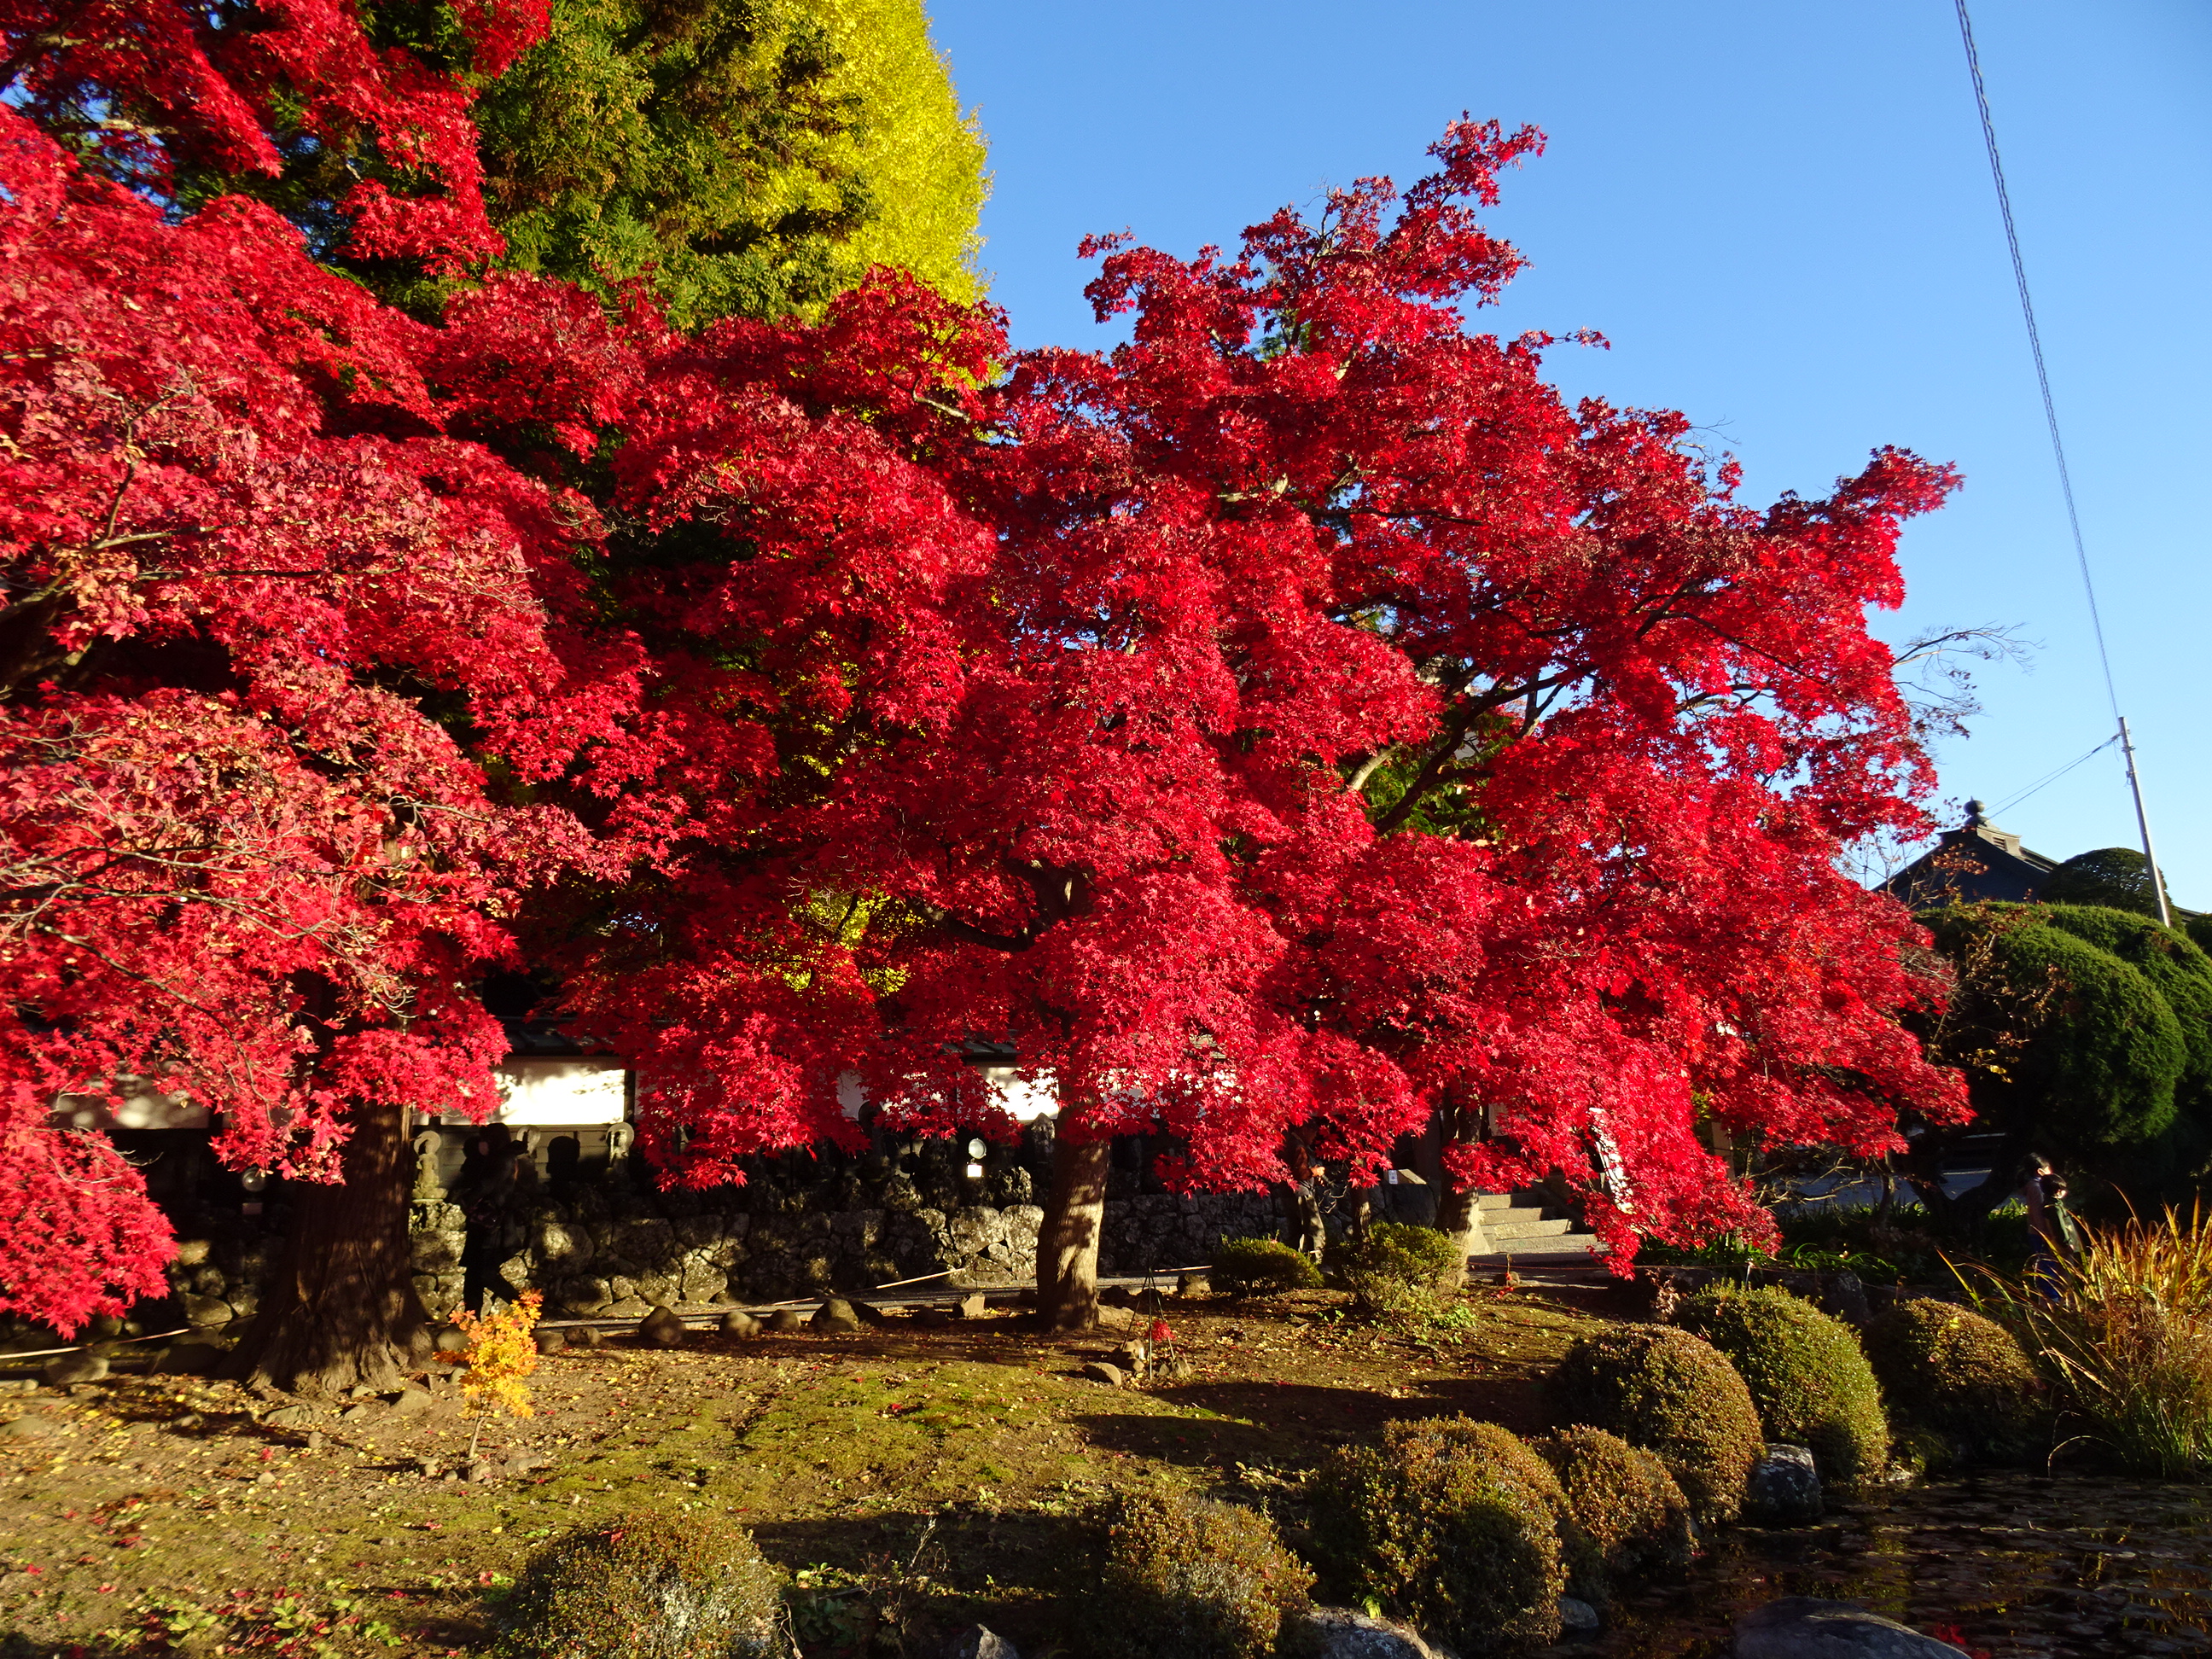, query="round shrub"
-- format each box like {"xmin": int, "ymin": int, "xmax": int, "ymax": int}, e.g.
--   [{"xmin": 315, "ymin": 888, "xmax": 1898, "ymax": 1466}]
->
[
  {"xmin": 1551, "ymin": 1324, "xmax": 1763, "ymax": 1527},
  {"xmin": 1328, "ymin": 1223, "xmax": 1467, "ymax": 1318},
  {"xmin": 1532, "ymin": 1425, "xmax": 1693, "ymax": 1602},
  {"xmin": 1310, "ymin": 1416, "xmax": 1569, "ymax": 1652},
  {"xmin": 1089, "ymin": 1490, "xmax": 1313, "ymax": 1659},
  {"xmin": 1862, "ymin": 1297, "xmax": 2046, "ymax": 1466},
  {"xmin": 496, "ymin": 1512, "xmax": 784, "ymax": 1659},
  {"xmin": 1674, "ymin": 1285, "xmax": 1890, "ymax": 1487},
  {"xmin": 1210, "ymin": 1237, "xmax": 1323, "ymax": 1298}
]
